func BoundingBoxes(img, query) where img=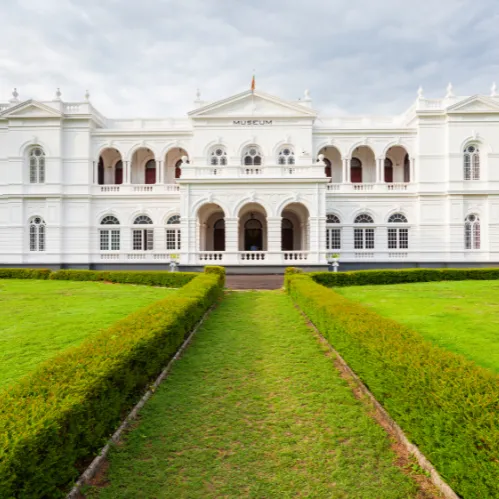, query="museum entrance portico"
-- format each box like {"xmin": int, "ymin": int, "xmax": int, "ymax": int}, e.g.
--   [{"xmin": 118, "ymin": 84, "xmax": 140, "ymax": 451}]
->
[{"xmin": 193, "ymin": 194, "xmax": 319, "ymax": 265}]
